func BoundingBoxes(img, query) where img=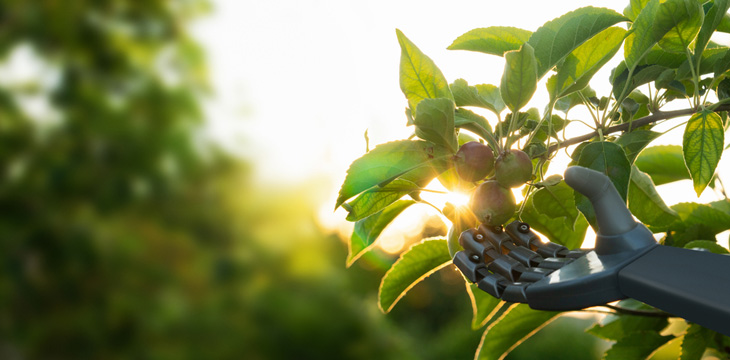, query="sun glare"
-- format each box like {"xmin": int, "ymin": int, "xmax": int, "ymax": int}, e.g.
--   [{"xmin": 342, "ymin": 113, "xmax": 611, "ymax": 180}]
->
[{"xmin": 445, "ymin": 191, "xmax": 470, "ymax": 208}]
